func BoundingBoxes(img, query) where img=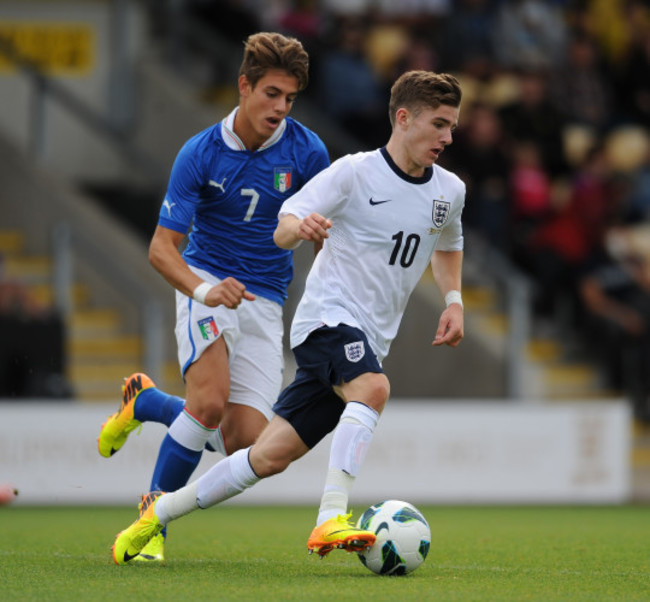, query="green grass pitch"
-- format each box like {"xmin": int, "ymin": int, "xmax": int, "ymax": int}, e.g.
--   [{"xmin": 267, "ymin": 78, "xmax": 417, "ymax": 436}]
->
[{"xmin": 1, "ymin": 504, "xmax": 648, "ymax": 601}]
